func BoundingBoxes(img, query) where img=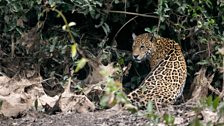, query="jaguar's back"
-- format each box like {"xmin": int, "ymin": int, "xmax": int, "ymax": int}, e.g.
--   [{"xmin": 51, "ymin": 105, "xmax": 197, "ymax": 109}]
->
[{"xmin": 128, "ymin": 33, "xmax": 187, "ymax": 108}]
